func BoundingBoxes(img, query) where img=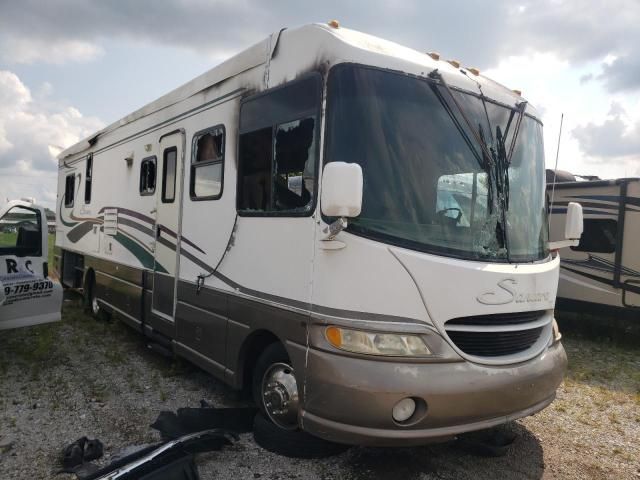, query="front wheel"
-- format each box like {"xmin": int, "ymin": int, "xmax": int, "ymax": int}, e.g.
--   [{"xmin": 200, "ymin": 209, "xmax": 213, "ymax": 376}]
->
[{"xmin": 251, "ymin": 343, "xmax": 349, "ymax": 458}]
